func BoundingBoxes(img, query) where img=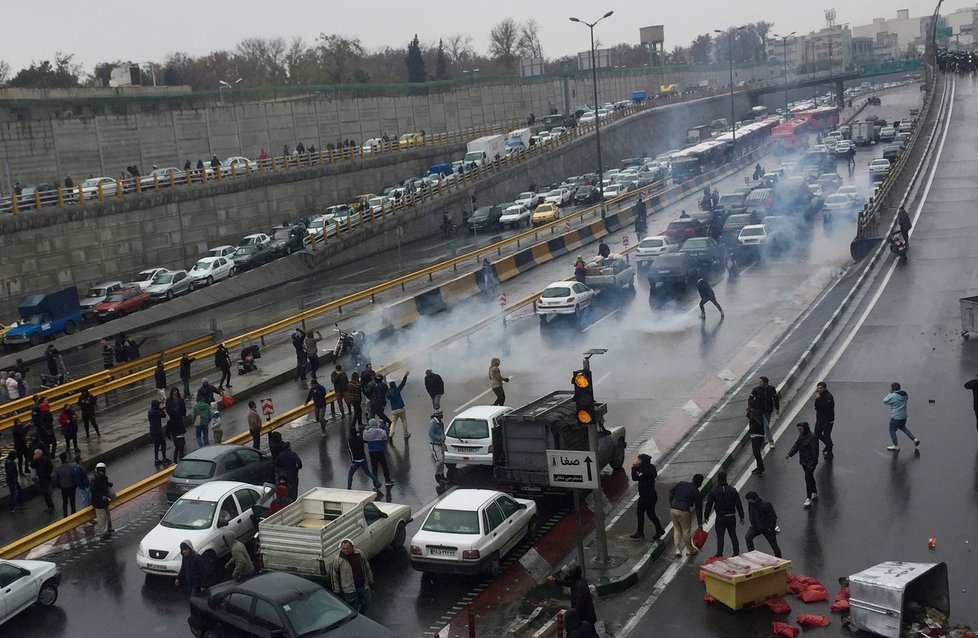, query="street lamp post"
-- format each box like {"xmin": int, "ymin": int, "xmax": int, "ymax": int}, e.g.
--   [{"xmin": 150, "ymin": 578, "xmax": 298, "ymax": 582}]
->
[
  {"xmin": 570, "ymin": 11, "xmax": 614, "ymax": 220},
  {"xmin": 218, "ymin": 78, "xmax": 243, "ymax": 104},
  {"xmin": 772, "ymin": 32, "xmax": 796, "ymax": 115},
  {"xmin": 714, "ymin": 26, "xmax": 746, "ymax": 147},
  {"xmin": 141, "ymin": 62, "xmax": 157, "ymax": 87}
]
